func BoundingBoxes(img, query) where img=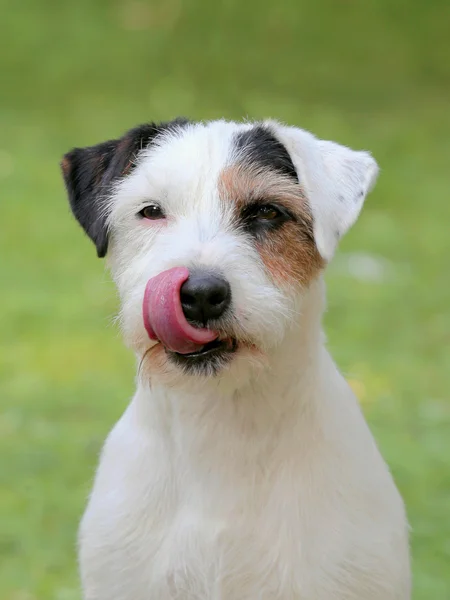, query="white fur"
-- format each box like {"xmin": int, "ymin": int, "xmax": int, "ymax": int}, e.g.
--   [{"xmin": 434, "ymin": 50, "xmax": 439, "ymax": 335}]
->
[
  {"xmin": 272, "ymin": 122, "xmax": 379, "ymax": 261},
  {"xmin": 79, "ymin": 120, "xmax": 410, "ymax": 599}
]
